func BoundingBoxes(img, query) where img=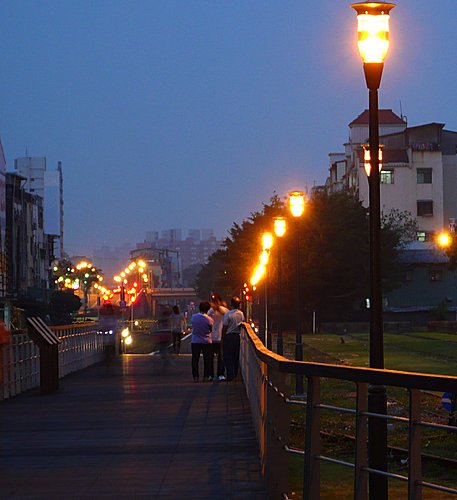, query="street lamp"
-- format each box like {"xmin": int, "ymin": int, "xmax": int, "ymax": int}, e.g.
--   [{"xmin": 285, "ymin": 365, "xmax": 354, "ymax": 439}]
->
[
  {"xmin": 436, "ymin": 231, "xmax": 452, "ymax": 249},
  {"xmin": 352, "ymin": 3, "xmax": 395, "ymax": 498},
  {"xmin": 273, "ymin": 217, "xmax": 287, "ymax": 355},
  {"xmin": 288, "ymin": 191, "xmax": 305, "ymax": 393},
  {"xmin": 261, "ymin": 232, "xmax": 274, "ymax": 348},
  {"xmin": 436, "ymin": 231, "xmax": 456, "ymax": 322}
]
